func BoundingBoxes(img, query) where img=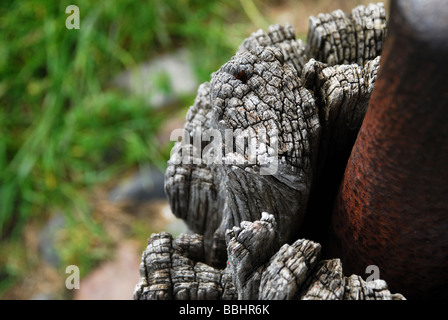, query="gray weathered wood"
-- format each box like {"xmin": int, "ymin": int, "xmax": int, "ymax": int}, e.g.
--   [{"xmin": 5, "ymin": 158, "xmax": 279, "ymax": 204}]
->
[
  {"xmin": 134, "ymin": 214, "xmax": 404, "ymax": 300},
  {"xmin": 305, "ymin": 3, "xmax": 387, "ymax": 66},
  {"xmin": 238, "ymin": 23, "xmax": 307, "ymax": 76},
  {"xmin": 301, "ymin": 259, "xmax": 345, "ymax": 300},
  {"xmin": 139, "ymin": 2, "xmax": 406, "ymax": 300}
]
